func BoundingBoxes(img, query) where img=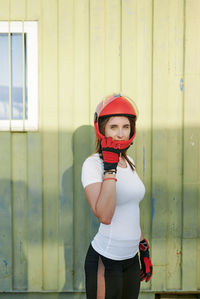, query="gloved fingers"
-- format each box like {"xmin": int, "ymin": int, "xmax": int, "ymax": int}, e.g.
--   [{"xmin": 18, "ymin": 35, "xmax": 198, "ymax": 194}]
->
[
  {"xmin": 145, "ymin": 275, "xmax": 152, "ymax": 282},
  {"xmin": 145, "ymin": 268, "xmax": 153, "ymax": 282},
  {"xmin": 101, "ymin": 137, "xmax": 106, "ymax": 148},
  {"xmin": 141, "ymin": 271, "xmax": 152, "ymax": 282},
  {"xmin": 107, "ymin": 138, "xmax": 121, "ymax": 150},
  {"xmin": 142, "ymin": 264, "xmax": 153, "ymax": 282},
  {"xmin": 101, "ymin": 136, "xmax": 115, "ymax": 148},
  {"xmin": 112, "ymin": 139, "xmax": 132, "ymax": 150},
  {"xmin": 140, "ymin": 261, "xmax": 153, "ymax": 282},
  {"xmin": 101, "ymin": 137, "xmax": 120, "ymax": 150},
  {"xmin": 106, "ymin": 137, "xmax": 113, "ymax": 147},
  {"xmin": 140, "ymin": 270, "xmax": 147, "ymax": 281},
  {"xmin": 144, "ymin": 257, "xmax": 151, "ymax": 273},
  {"xmin": 110, "ymin": 139, "xmax": 121, "ymax": 149}
]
